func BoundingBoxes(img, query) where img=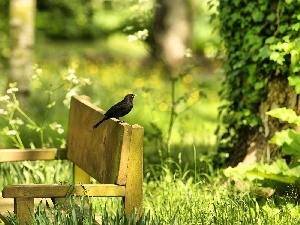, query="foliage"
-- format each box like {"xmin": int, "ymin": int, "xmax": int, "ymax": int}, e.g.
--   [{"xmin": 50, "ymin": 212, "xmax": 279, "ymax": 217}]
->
[
  {"xmin": 267, "ymin": 108, "xmax": 300, "ymax": 166},
  {"xmin": 216, "ymin": 0, "xmax": 300, "ymax": 156},
  {"xmin": 224, "ymin": 103, "xmax": 300, "ymax": 191},
  {"xmin": 0, "ymin": 64, "xmax": 91, "ymax": 148},
  {"xmin": 0, "ymin": 64, "xmax": 91, "ymax": 188},
  {"xmin": 224, "ymin": 159, "xmax": 300, "ymax": 190},
  {"xmin": 122, "ymin": 0, "xmax": 153, "ymax": 46},
  {"xmin": 36, "ymin": 0, "xmax": 98, "ymax": 39}
]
